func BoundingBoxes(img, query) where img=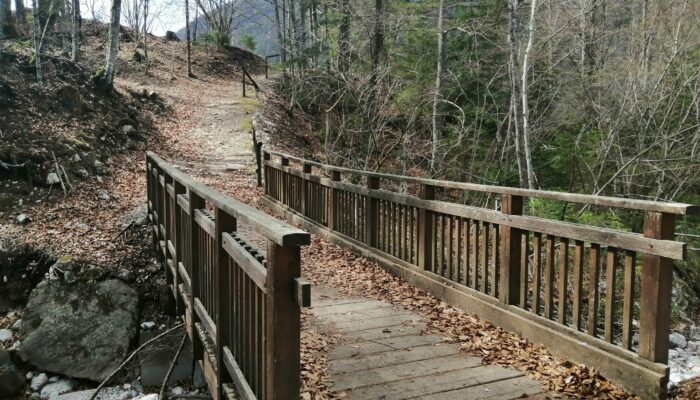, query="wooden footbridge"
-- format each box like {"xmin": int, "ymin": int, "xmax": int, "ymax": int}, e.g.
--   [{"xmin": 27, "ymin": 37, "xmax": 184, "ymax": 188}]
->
[{"xmin": 147, "ymin": 149, "xmax": 697, "ymax": 400}]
